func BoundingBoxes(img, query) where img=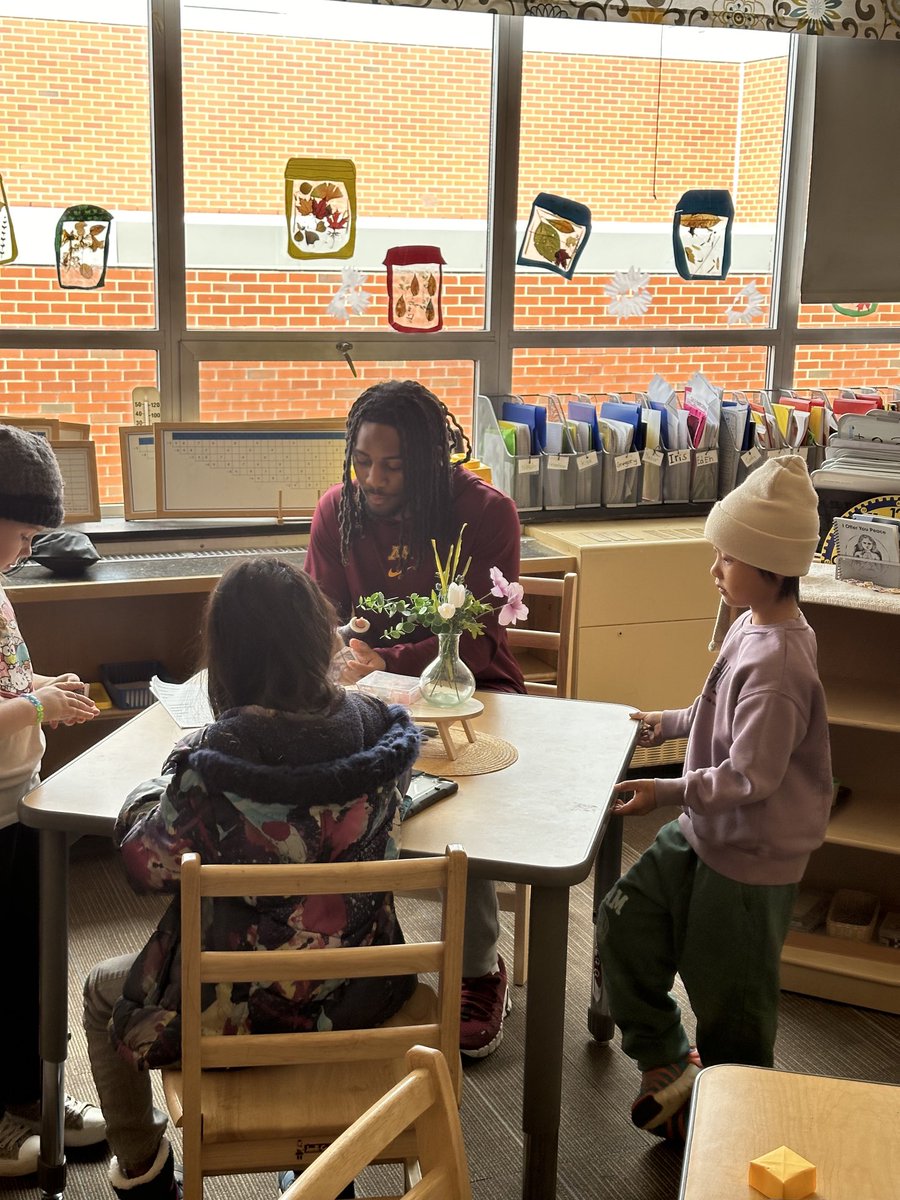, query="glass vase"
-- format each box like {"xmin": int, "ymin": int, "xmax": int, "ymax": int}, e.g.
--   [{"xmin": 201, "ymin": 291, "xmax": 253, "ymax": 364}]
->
[{"xmin": 419, "ymin": 632, "xmax": 475, "ymax": 708}]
